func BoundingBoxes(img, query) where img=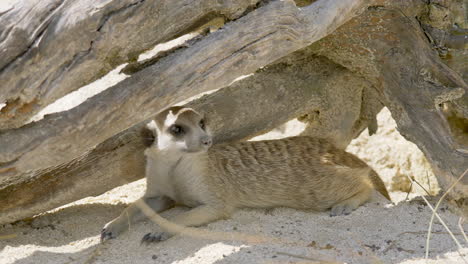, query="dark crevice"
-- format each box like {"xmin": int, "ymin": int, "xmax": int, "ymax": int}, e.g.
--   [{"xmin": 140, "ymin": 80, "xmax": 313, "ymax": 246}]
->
[
  {"xmin": 170, "ymin": 12, "xmax": 229, "ymax": 41},
  {"xmin": 294, "ymin": 0, "xmax": 316, "ymax": 8},
  {"xmin": 241, "ymin": 0, "xmax": 272, "ymax": 16},
  {"xmin": 66, "ymin": 40, "xmax": 95, "ymax": 71},
  {"xmin": 367, "ymin": 5, "xmax": 385, "ymax": 11},
  {"xmin": 121, "ymin": 41, "xmax": 190, "ymax": 75},
  {"xmin": 415, "ymin": 16, "xmax": 435, "ymax": 46}
]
